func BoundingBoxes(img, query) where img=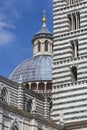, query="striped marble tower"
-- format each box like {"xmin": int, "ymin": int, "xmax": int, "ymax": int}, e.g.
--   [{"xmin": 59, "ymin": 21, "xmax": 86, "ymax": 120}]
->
[{"xmin": 52, "ymin": 0, "xmax": 87, "ymax": 124}]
